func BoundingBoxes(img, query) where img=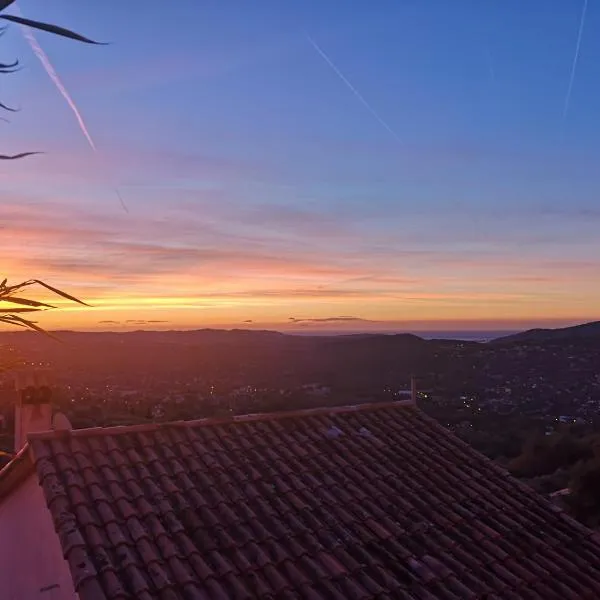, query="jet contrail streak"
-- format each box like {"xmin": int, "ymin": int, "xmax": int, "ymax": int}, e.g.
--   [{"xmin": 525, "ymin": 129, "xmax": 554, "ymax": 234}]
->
[
  {"xmin": 306, "ymin": 34, "xmax": 401, "ymax": 143},
  {"xmin": 19, "ymin": 25, "xmax": 97, "ymax": 151},
  {"xmin": 485, "ymin": 47, "xmax": 496, "ymax": 86},
  {"xmin": 563, "ymin": 0, "xmax": 588, "ymax": 121},
  {"xmin": 16, "ymin": 7, "xmax": 128, "ymax": 212}
]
